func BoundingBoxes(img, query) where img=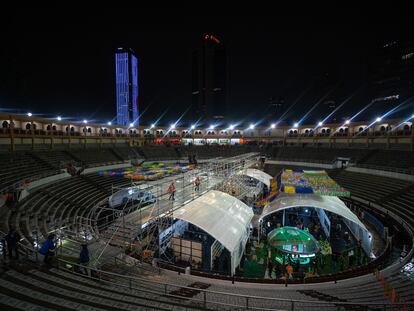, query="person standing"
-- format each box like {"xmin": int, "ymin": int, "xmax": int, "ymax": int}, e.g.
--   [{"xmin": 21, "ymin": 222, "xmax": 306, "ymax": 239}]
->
[
  {"xmin": 39, "ymin": 234, "xmax": 56, "ymax": 265},
  {"xmin": 168, "ymin": 181, "xmax": 176, "ymax": 201},
  {"xmin": 286, "ymin": 263, "xmax": 293, "ymax": 279},
  {"xmin": 79, "ymin": 244, "xmax": 90, "ymax": 276},
  {"xmin": 4, "ymin": 227, "xmax": 21, "ymax": 260},
  {"xmin": 194, "ymin": 176, "xmax": 200, "ymax": 191},
  {"xmin": 267, "ymin": 258, "xmax": 273, "ymax": 279}
]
